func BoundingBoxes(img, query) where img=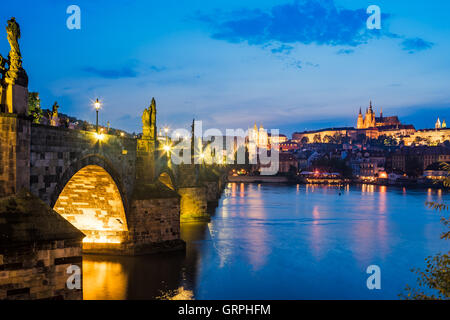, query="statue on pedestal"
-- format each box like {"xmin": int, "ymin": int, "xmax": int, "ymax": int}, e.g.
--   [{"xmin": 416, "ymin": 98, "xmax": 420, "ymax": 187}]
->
[
  {"xmin": 142, "ymin": 107, "xmax": 150, "ymax": 137},
  {"xmin": 142, "ymin": 97, "xmax": 157, "ymax": 140},
  {"xmin": 50, "ymin": 102, "xmax": 59, "ymax": 126},
  {"xmin": 5, "ymin": 17, "xmax": 28, "ymax": 87}
]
